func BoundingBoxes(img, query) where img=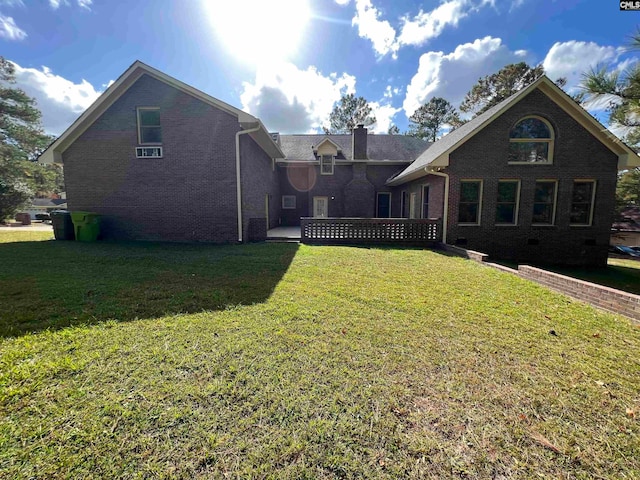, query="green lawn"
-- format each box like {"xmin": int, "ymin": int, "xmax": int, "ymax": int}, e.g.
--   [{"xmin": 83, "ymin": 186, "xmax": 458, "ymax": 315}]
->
[
  {"xmin": 548, "ymin": 257, "xmax": 640, "ymax": 296},
  {"xmin": 1, "ymin": 232, "xmax": 639, "ymax": 479}
]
